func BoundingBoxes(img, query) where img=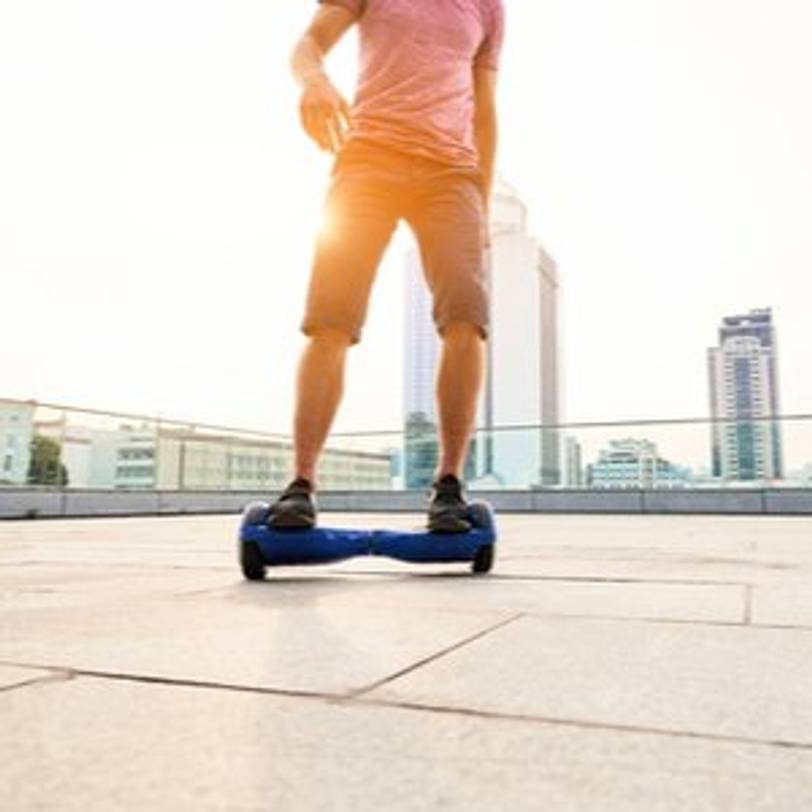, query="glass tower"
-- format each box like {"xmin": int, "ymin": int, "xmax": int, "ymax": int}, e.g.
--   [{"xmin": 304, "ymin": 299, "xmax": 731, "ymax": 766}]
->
[{"xmin": 707, "ymin": 308, "xmax": 784, "ymax": 482}]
